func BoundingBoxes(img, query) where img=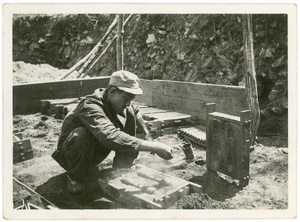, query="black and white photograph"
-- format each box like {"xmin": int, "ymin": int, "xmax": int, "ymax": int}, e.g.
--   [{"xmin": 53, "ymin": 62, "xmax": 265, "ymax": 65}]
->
[{"xmin": 2, "ymin": 1, "xmax": 298, "ymax": 220}]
